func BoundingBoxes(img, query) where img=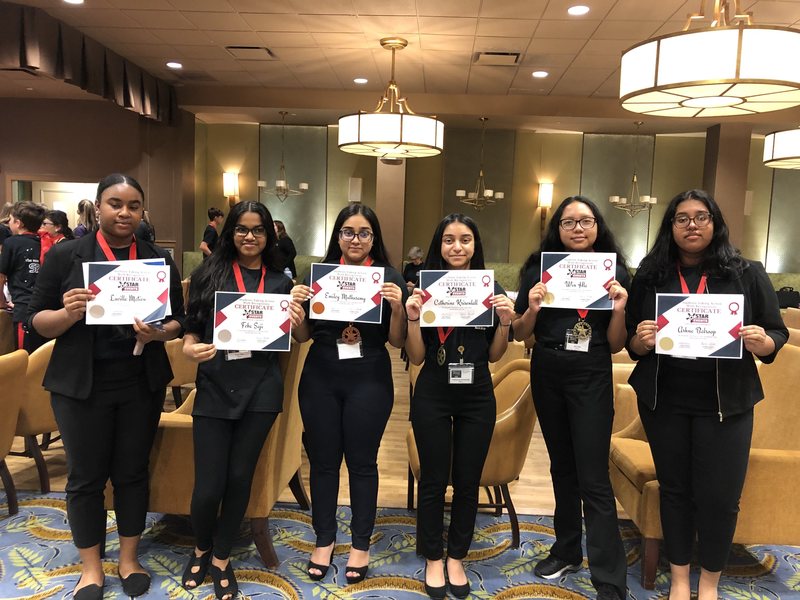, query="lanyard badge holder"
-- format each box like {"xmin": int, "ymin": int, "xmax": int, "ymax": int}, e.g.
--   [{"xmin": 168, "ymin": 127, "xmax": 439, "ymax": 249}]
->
[
  {"xmin": 564, "ymin": 309, "xmax": 591, "ymax": 352},
  {"xmin": 438, "ymin": 327, "xmax": 473, "ymax": 384},
  {"xmin": 337, "ymin": 322, "xmax": 364, "ymax": 360}
]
